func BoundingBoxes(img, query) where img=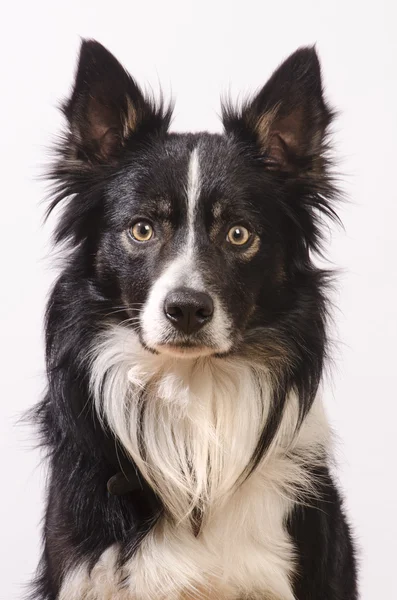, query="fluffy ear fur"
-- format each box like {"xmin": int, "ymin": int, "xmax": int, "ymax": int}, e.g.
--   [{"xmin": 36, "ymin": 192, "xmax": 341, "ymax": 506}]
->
[
  {"xmin": 222, "ymin": 47, "xmax": 333, "ymax": 173},
  {"xmin": 63, "ymin": 40, "xmax": 172, "ymax": 164},
  {"xmin": 47, "ymin": 40, "xmax": 173, "ymax": 244}
]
